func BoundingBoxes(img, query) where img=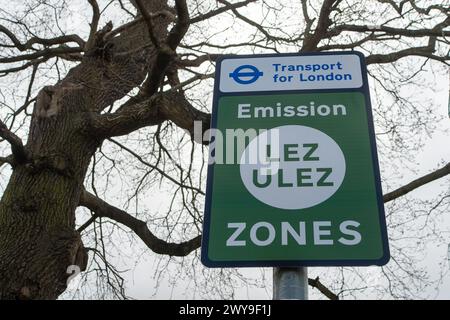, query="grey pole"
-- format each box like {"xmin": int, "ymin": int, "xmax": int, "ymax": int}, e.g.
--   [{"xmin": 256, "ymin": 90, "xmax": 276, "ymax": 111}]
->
[{"xmin": 273, "ymin": 267, "xmax": 308, "ymax": 300}]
